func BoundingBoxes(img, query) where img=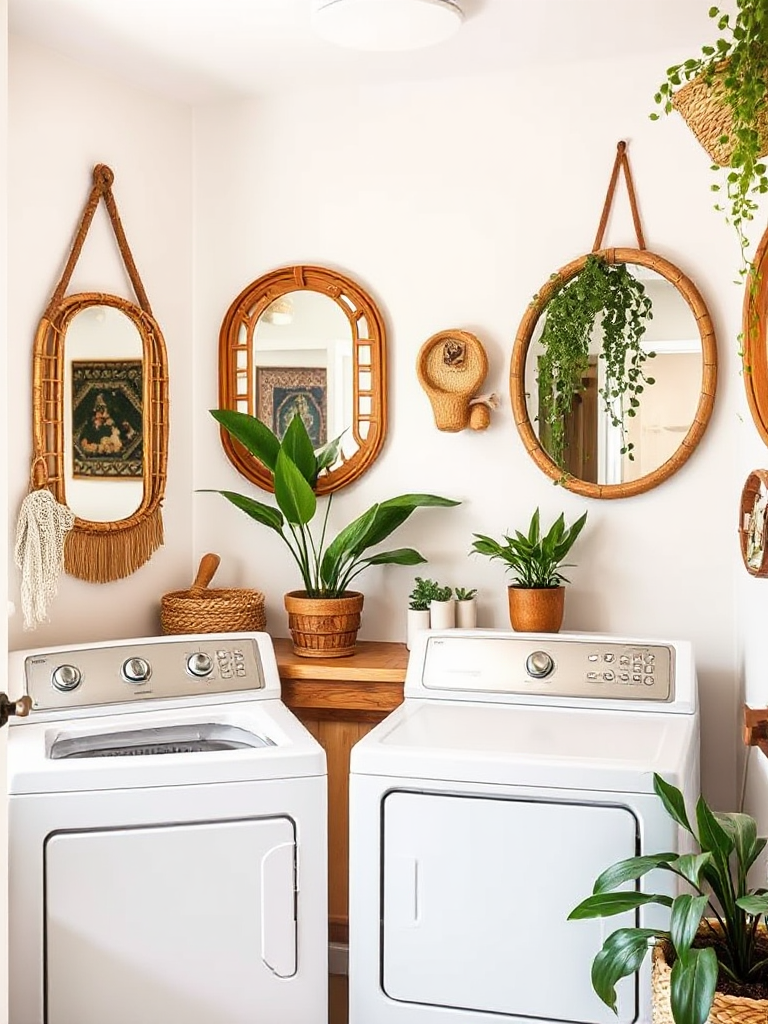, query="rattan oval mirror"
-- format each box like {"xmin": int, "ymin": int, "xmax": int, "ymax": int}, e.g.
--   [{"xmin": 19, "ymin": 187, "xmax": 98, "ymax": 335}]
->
[
  {"xmin": 218, "ymin": 264, "xmax": 387, "ymax": 495},
  {"xmin": 742, "ymin": 222, "xmax": 768, "ymax": 448},
  {"xmin": 510, "ymin": 247, "xmax": 718, "ymax": 499}
]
